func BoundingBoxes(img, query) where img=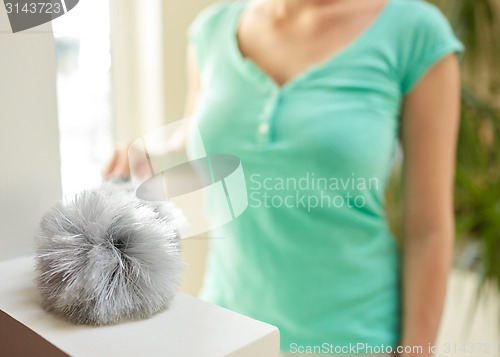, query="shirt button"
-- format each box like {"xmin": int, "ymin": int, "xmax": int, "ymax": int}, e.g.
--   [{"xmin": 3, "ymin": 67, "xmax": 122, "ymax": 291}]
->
[
  {"xmin": 258, "ymin": 121, "xmax": 269, "ymax": 135},
  {"xmin": 264, "ymin": 103, "xmax": 273, "ymax": 114}
]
